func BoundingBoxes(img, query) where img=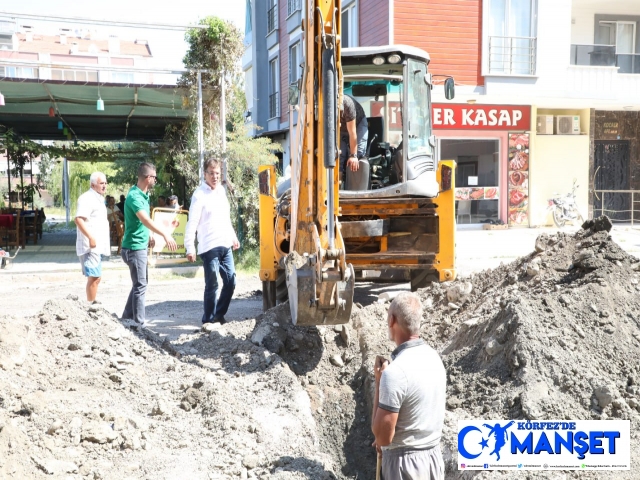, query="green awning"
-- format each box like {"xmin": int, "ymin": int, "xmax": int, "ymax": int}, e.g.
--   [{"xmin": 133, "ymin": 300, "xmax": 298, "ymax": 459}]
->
[{"xmin": 0, "ymin": 78, "xmax": 191, "ymax": 141}]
